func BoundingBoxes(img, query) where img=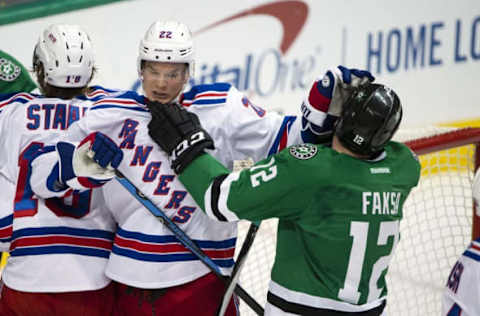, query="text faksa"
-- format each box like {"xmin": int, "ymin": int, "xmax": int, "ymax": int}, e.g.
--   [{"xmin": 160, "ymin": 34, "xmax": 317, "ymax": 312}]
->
[{"xmin": 362, "ymin": 192, "xmax": 401, "ymax": 215}]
